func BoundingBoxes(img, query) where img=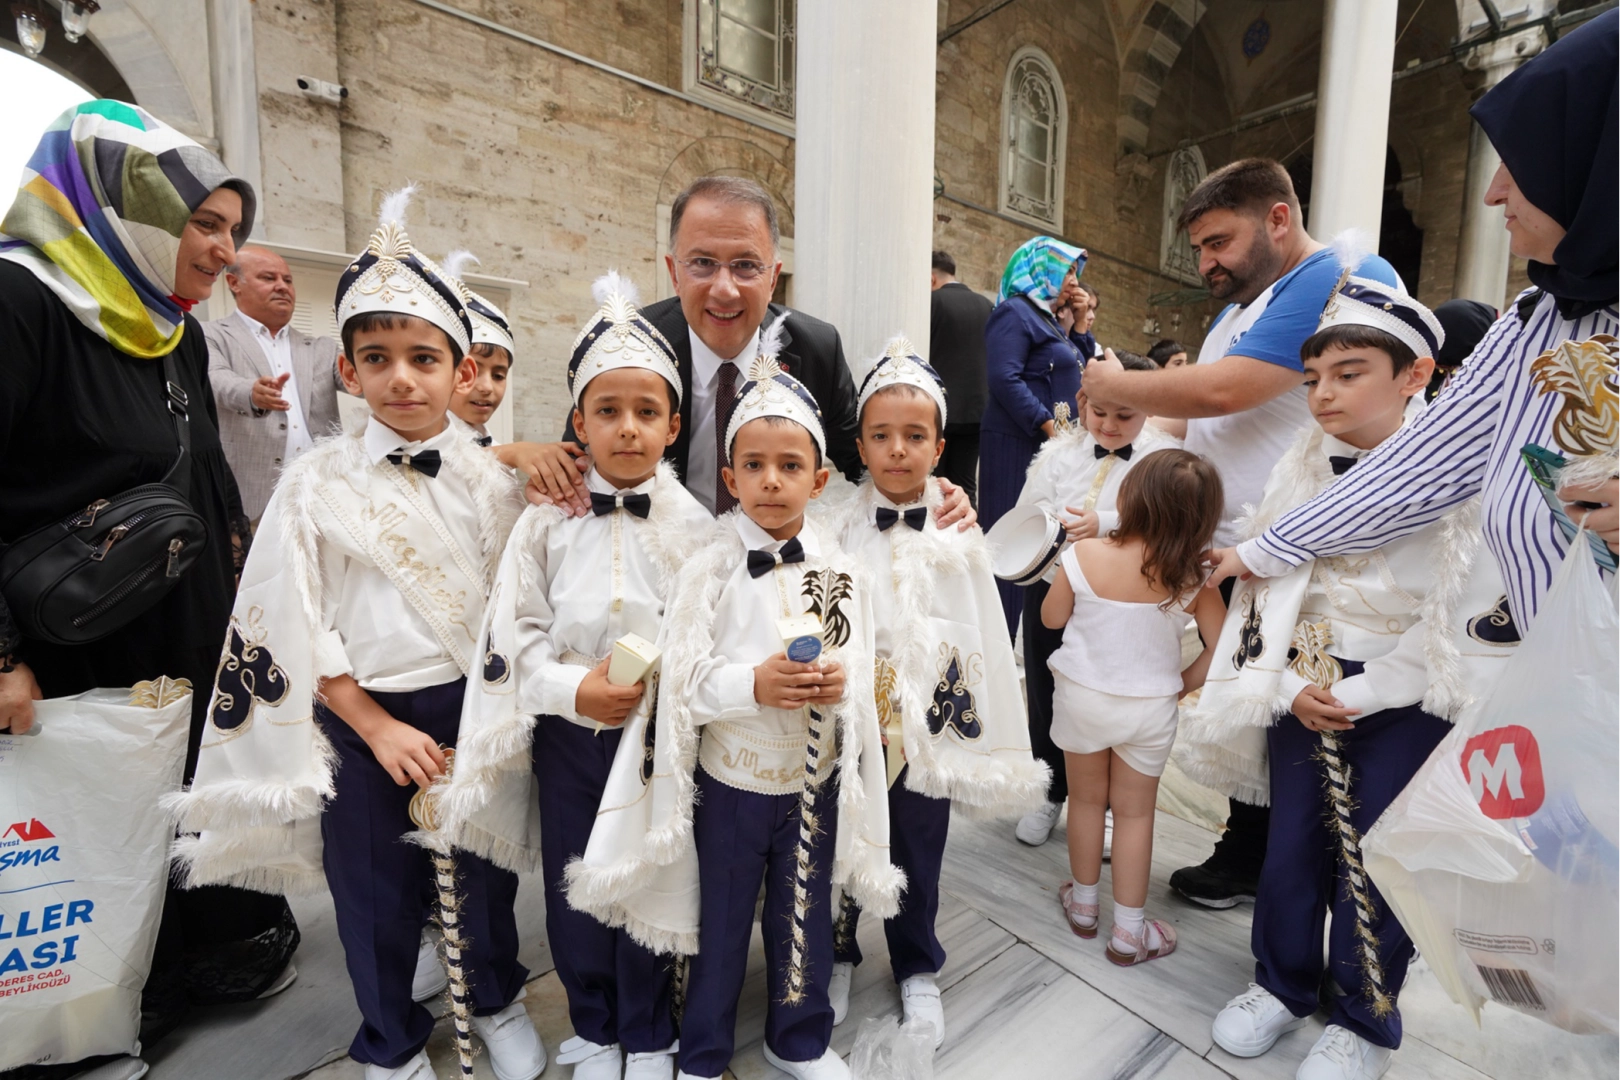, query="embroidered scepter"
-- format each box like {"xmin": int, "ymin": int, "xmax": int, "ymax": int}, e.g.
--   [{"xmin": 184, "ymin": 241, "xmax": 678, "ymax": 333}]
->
[{"xmin": 409, "ymin": 748, "xmax": 479, "ymax": 1077}]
